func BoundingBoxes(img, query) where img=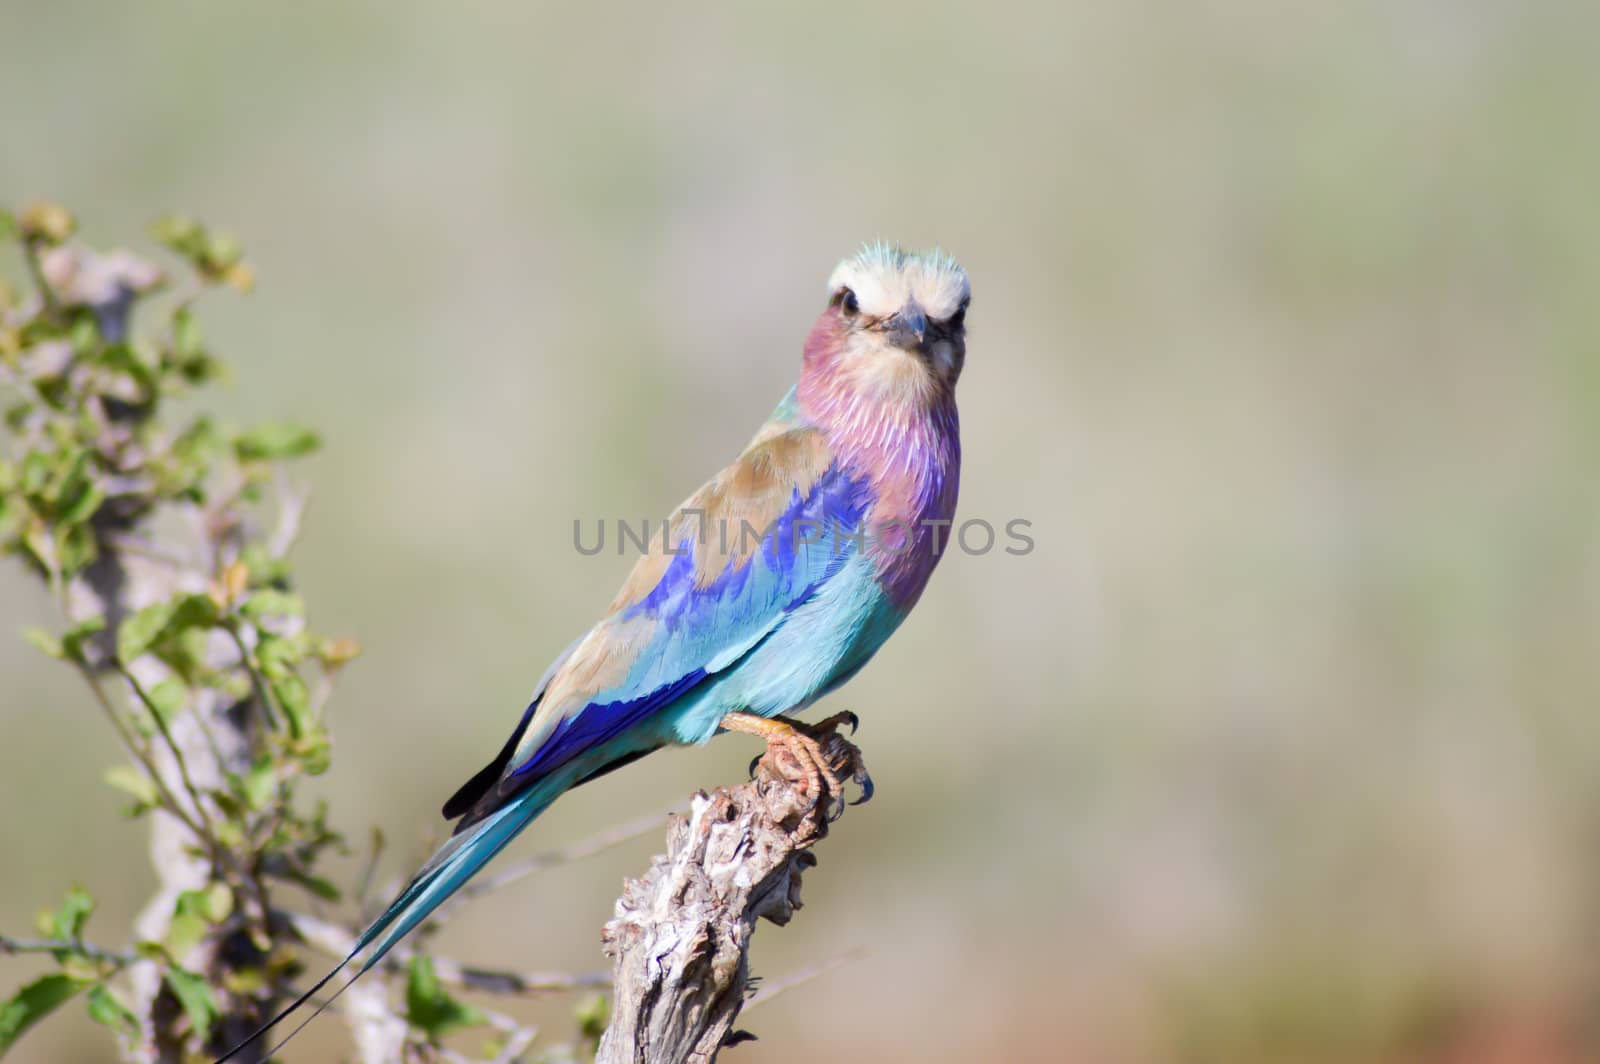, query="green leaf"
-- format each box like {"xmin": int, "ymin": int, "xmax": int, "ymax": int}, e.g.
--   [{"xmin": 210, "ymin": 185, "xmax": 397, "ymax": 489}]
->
[
  {"xmin": 158, "ymin": 417, "xmax": 221, "ymax": 497},
  {"xmin": 172, "ymin": 307, "xmax": 201, "ymax": 359},
  {"xmin": 175, "ymin": 884, "xmax": 232, "ymax": 925},
  {"xmin": 2, "ymin": 401, "xmax": 30, "ymax": 432},
  {"xmin": 210, "ymin": 817, "xmax": 245, "ymax": 849},
  {"xmin": 254, "ymin": 633, "xmax": 306, "ymax": 679},
  {"xmin": 201, "ymin": 883, "xmax": 233, "ymax": 923},
  {"xmin": 405, "ymin": 955, "xmax": 485, "ymax": 1042},
  {"xmin": 104, "ymin": 765, "xmax": 160, "ymax": 812},
  {"xmin": 270, "ymin": 672, "xmax": 312, "ymax": 737},
  {"xmin": 99, "ymin": 342, "xmax": 160, "ymax": 399},
  {"xmin": 85, "ymin": 984, "xmax": 139, "ymax": 1038},
  {"xmin": 236, "ymin": 754, "xmax": 277, "ymax": 811},
  {"xmin": 165, "ymin": 913, "xmax": 207, "ymax": 957},
  {"xmin": 21, "ymin": 627, "xmax": 62, "ymax": 659},
  {"xmin": 239, "ymin": 589, "xmax": 304, "ymax": 622},
  {"xmin": 156, "ymin": 627, "xmax": 211, "ymax": 684},
  {"xmin": 55, "ymin": 480, "xmax": 103, "ymax": 529},
  {"xmin": 288, "ymin": 725, "xmax": 331, "ymax": 774},
  {"xmin": 206, "ymin": 233, "xmax": 241, "ymax": 271},
  {"xmin": 286, "ymin": 871, "xmax": 341, "ymax": 903},
  {"xmin": 43, "ymin": 449, "xmax": 91, "ymax": 511},
  {"xmin": 0, "ymin": 973, "xmax": 88, "ymax": 1054},
  {"xmin": 116, "ymin": 593, "xmax": 217, "ymax": 664},
  {"xmin": 151, "ymin": 216, "xmax": 207, "ymax": 261},
  {"xmin": 234, "ymin": 422, "xmax": 320, "ymax": 462},
  {"xmin": 54, "ymin": 522, "xmax": 98, "ymax": 578},
  {"xmin": 163, "ymin": 967, "xmax": 217, "ymax": 1045},
  {"xmin": 145, "ymin": 679, "xmax": 187, "ymax": 724},
  {"xmin": 49, "ymin": 886, "xmax": 95, "ymax": 941},
  {"xmin": 68, "ymin": 314, "xmax": 99, "ymax": 358},
  {"xmin": 575, "ymin": 992, "xmax": 609, "ymax": 1041},
  {"xmin": 60, "ymin": 615, "xmax": 106, "ymax": 663},
  {"xmin": 237, "ymin": 543, "xmax": 290, "ymax": 587},
  {"xmin": 18, "ymin": 452, "xmax": 47, "ymax": 497}
]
